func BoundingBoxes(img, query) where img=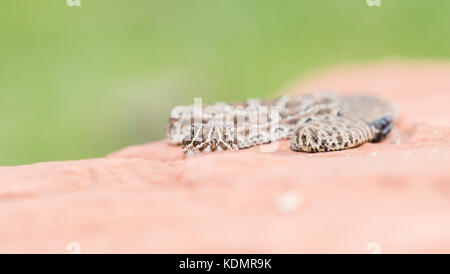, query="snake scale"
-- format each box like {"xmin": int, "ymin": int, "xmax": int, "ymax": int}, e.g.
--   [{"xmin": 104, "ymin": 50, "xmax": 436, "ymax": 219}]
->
[{"xmin": 166, "ymin": 92, "xmax": 395, "ymax": 155}]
